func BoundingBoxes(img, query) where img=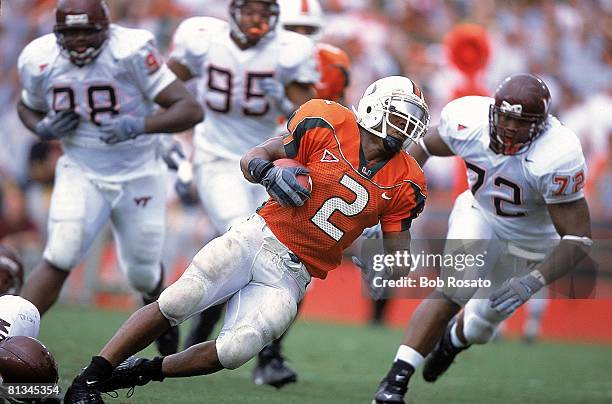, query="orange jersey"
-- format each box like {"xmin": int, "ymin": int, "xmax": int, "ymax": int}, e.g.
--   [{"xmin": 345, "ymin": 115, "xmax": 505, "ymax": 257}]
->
[
  {"xmin": 259, "ymin": 99, "xmax": 427, "ymax": 279},
  {"xmin": 314, "ymin": 43, "xmax": 350, "ymax": 102}
]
